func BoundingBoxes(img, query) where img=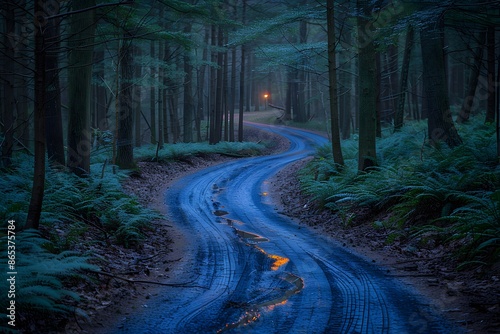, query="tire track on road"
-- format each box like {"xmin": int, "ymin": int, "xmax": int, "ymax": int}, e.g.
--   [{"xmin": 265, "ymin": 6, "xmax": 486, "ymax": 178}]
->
[{"xmin": 109, "ymin": 124, "xmax": 462, "ymax": 334}]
